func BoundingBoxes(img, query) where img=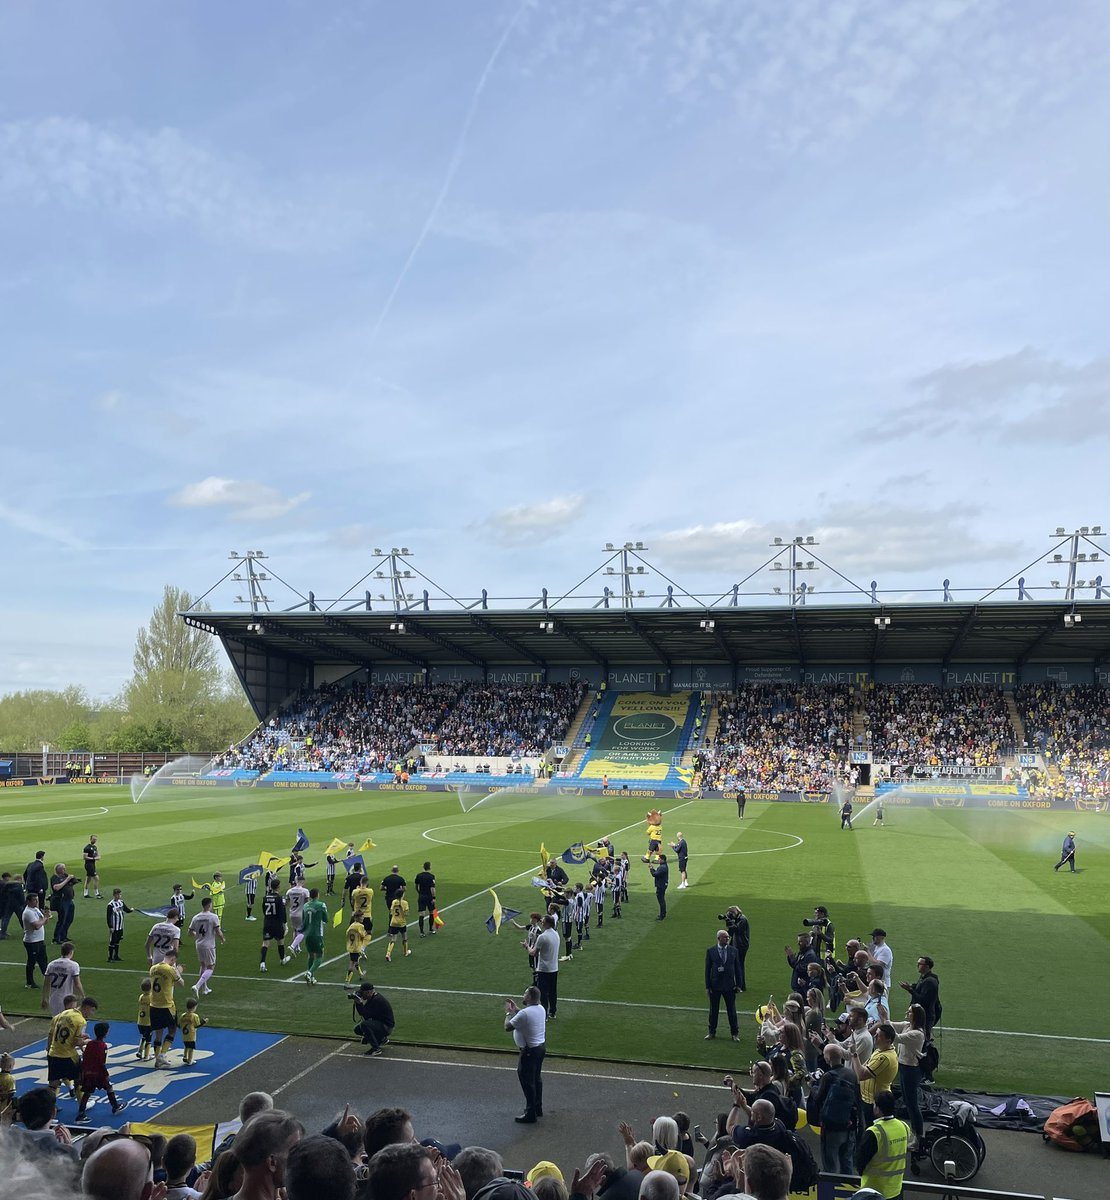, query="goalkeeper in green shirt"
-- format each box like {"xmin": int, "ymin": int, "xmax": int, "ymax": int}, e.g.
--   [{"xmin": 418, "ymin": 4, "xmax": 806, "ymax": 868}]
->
[{"xmin": 301, "ymin": 887, "xmax": 328, "ymax": 985}]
